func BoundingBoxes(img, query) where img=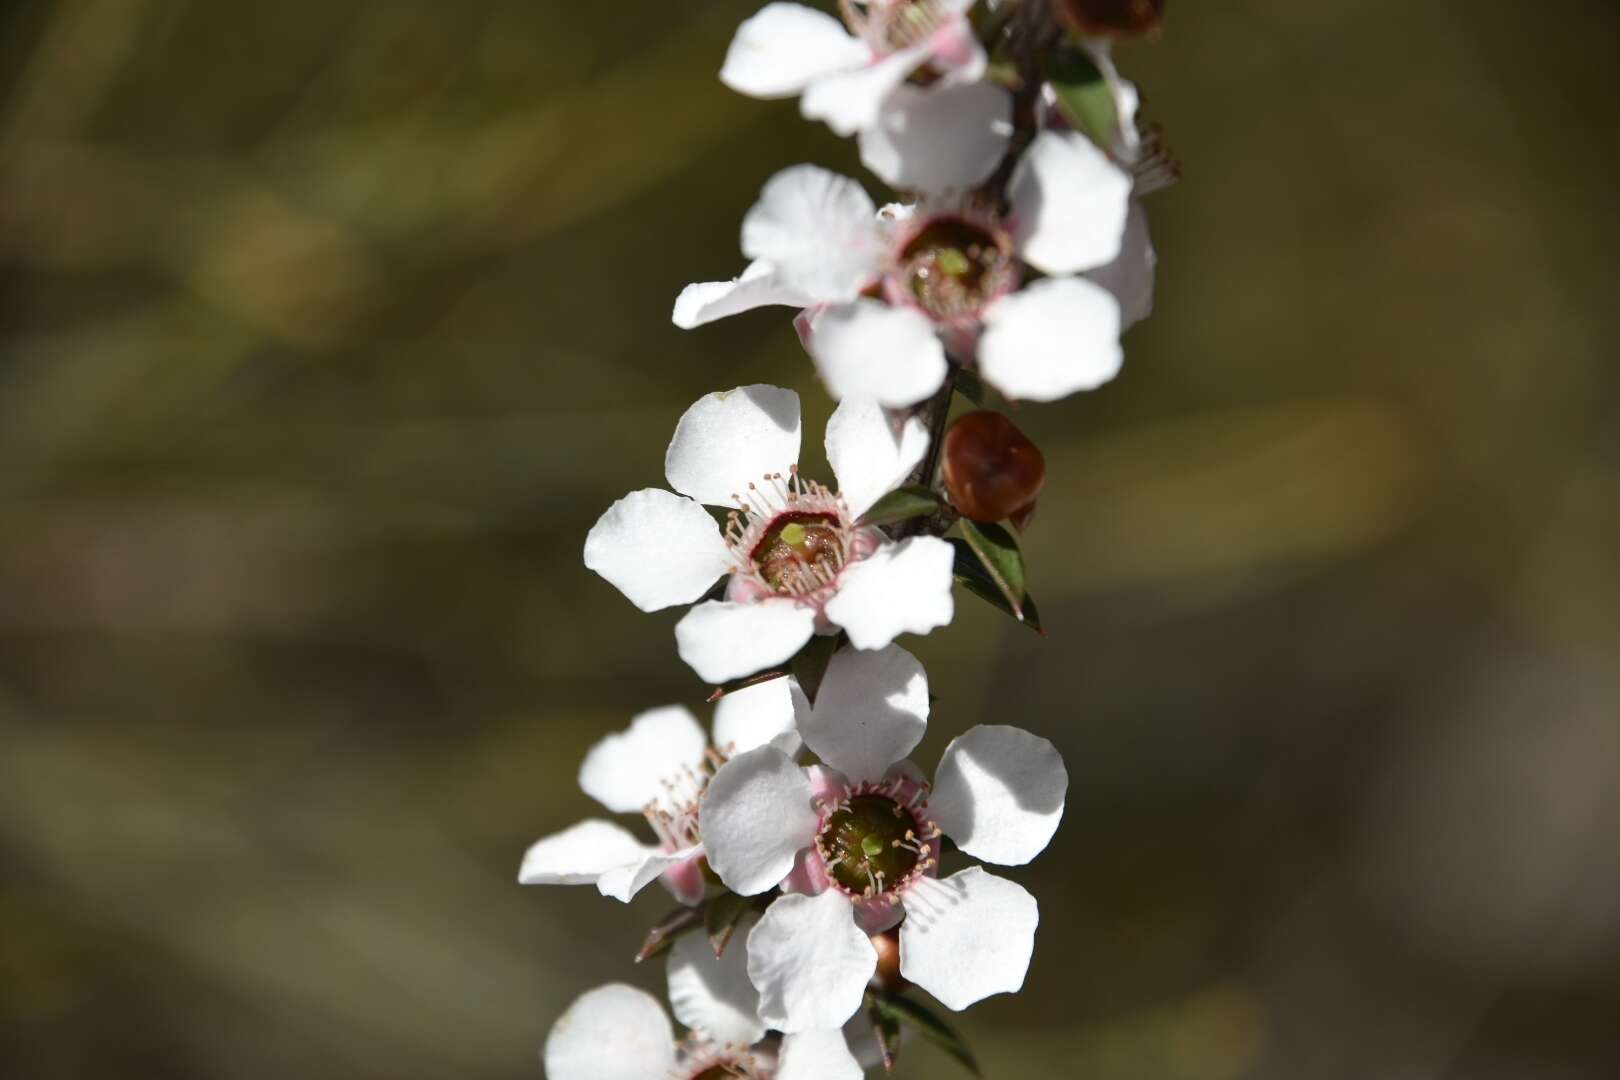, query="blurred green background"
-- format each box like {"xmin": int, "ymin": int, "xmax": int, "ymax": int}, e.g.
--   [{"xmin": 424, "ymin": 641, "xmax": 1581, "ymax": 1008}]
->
[{"xmin": 4, "ymin": 1, "xmax": 1619, "ymax": 1076}]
